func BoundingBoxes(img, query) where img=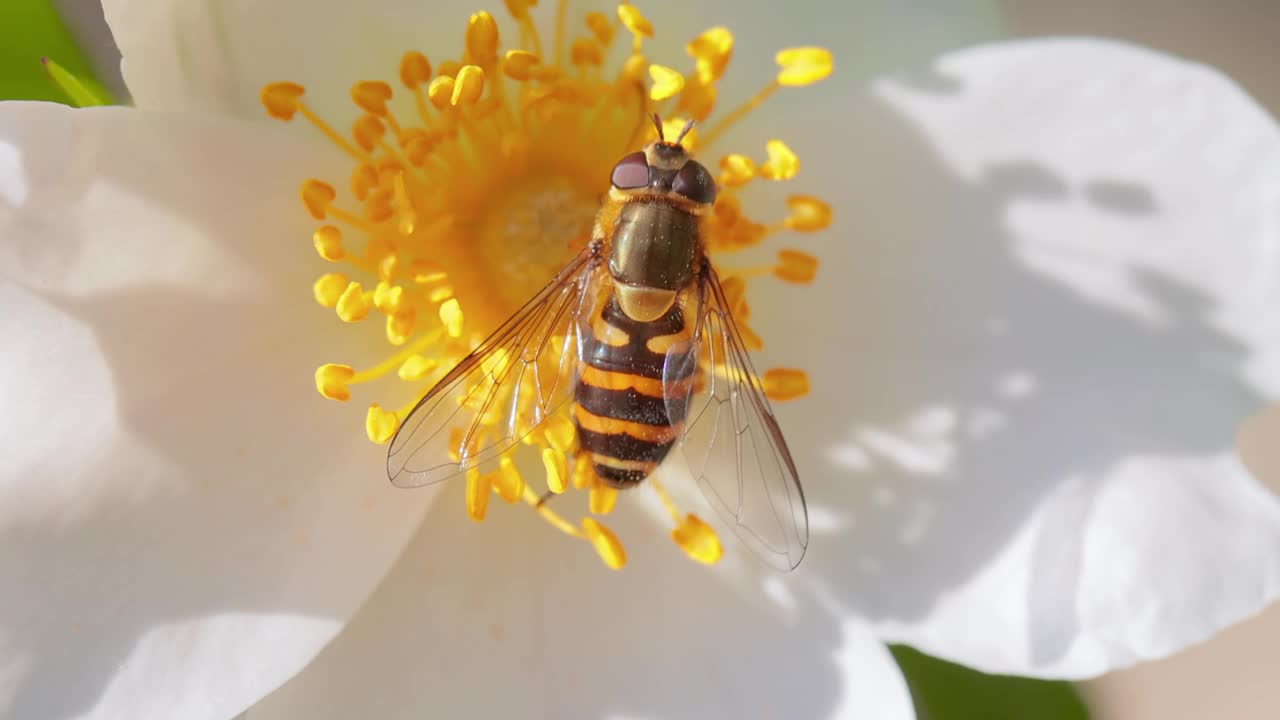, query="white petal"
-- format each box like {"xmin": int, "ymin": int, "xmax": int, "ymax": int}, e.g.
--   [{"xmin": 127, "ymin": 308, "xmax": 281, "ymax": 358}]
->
[
  {"xmin": 100, "ymin": 0, "xmax": 1004, "ymax": 124},
  {"xmin": 755, "ymin": 38, "xmax": 1280, "ymax": 678},
  {"xmin": 101, "ymin": 0, "xmax": 478, "ymax": 121},
  {"xmin": 0, "ymin": 101, "xmax": 432, "ymax": 718},
  {"xmin": 247, "ymin": 497, "xmax": 916, "ymax": 719}
]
